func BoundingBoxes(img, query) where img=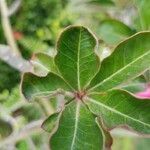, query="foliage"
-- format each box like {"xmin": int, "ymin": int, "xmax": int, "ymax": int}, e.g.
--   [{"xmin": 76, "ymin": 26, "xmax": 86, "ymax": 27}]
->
[
  {"xmin": 96, "ymin": 19, "xmax": 135, "ymax": 45},
  {"xmin": 0, "ymin": 60, "xmax": 20, "ymax": 92},
  {"xmin": 0, "ymin": 0, "xmax": 150, "ymax": 149},
  {"xmin": 0, "ymin": 119, "xmax": 12, "ymax": 139},
  {"xmin": 21, "ymin": 26, "xmax": 150, "ymax": 149},
  {"xmin": 11, "ymin": 0, "xmax": 69, "ymax": 35}
]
